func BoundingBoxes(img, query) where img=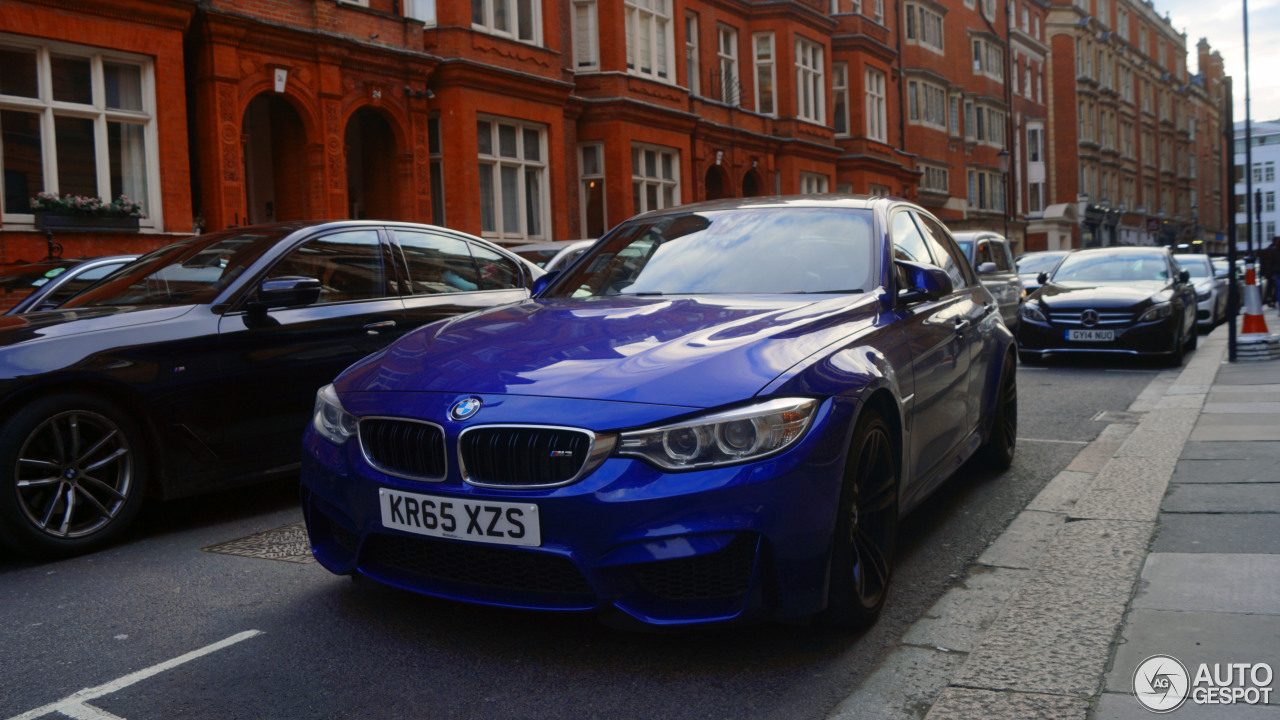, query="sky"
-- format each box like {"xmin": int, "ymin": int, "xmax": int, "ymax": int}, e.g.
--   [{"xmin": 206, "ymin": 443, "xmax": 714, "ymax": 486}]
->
[{"xmin": 1161, "ymin": 0, "xmax": 1280, "ymax": 123}]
